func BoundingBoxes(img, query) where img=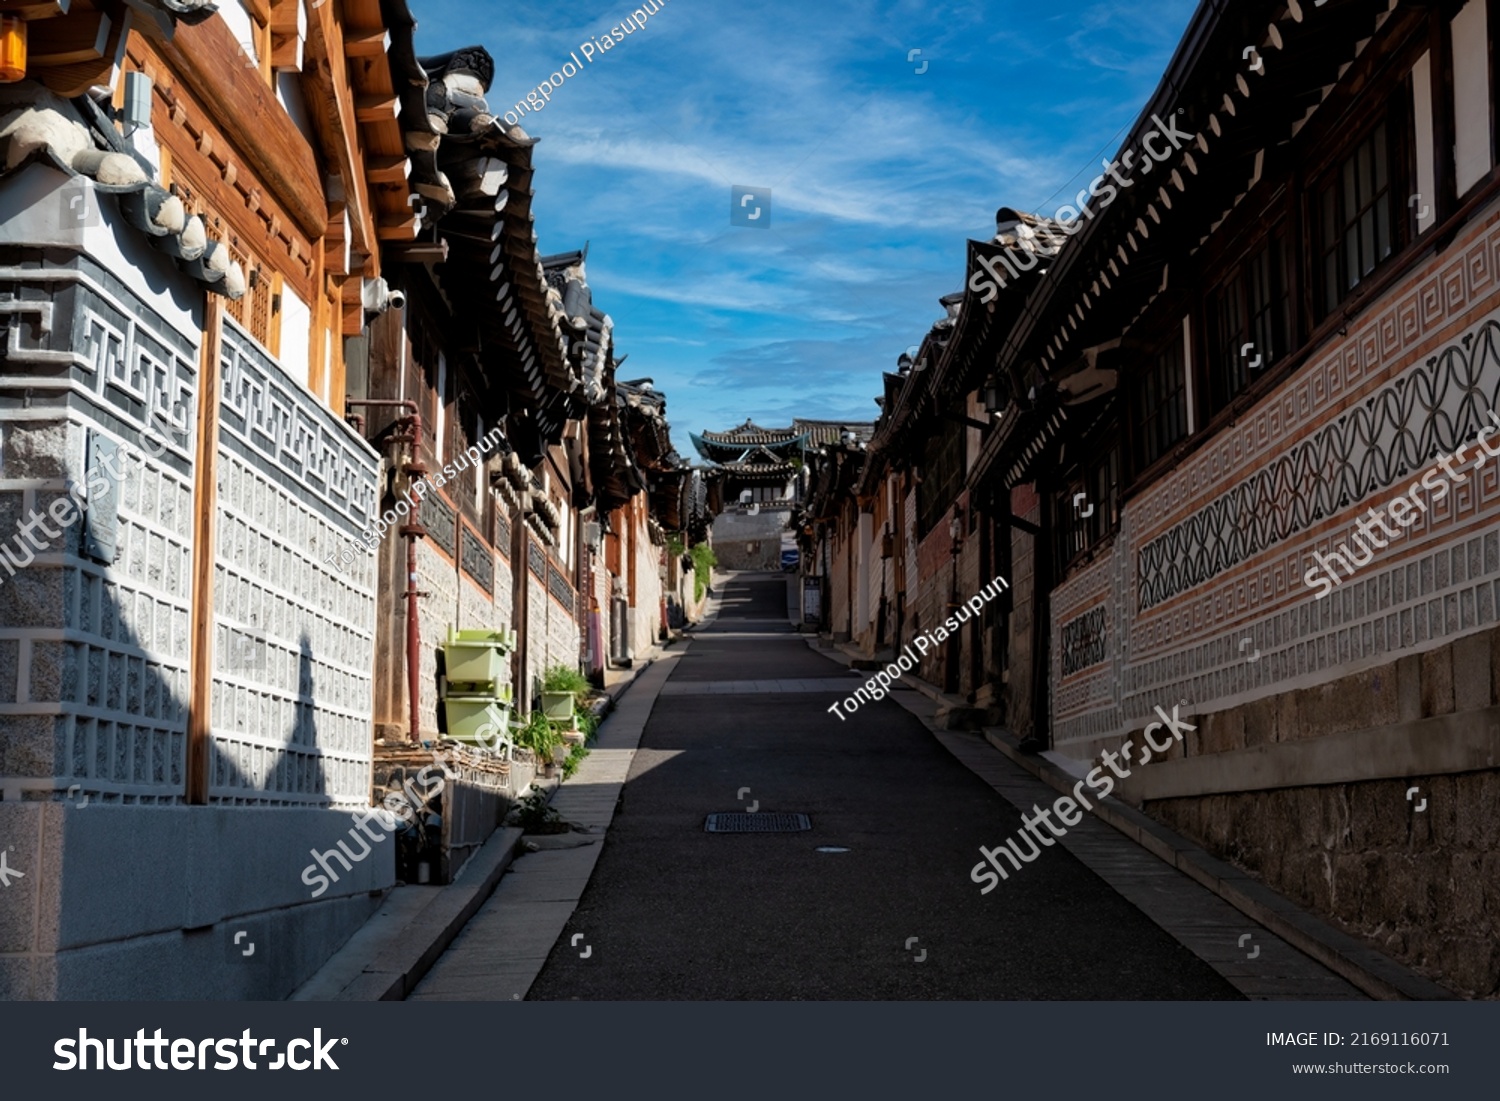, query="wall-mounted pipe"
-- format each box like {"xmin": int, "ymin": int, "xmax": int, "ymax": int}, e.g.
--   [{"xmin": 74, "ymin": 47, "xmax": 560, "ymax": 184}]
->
[{"xmin": 346, "ymin": 397, "xmax": 427, "ymax": 743}]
